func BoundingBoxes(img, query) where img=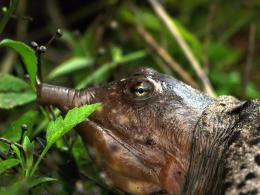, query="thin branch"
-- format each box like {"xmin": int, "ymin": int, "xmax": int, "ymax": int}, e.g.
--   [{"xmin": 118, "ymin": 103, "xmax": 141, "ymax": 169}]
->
[
  {"xmin": 137, "ymin": 25, "xmax": 199, "ymax": 88},
  {"xmin": 0, "ymin": 137, "xmax": 24, "ymax": 151},
  {"xmin": 0, "ymin": 12, "xmax": 33, "ymax": 21},
  {"xmin": 148, "ymin": 0, "xmax": 215, "ymax": 96},
  {"xmin": 242, "ymin": 23, "xmax": 256, "ymax": 98}
]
